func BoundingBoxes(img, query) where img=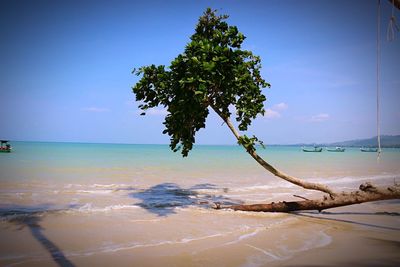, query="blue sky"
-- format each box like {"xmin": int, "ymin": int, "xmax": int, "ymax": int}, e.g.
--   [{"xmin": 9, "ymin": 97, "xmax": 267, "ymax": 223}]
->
[{"xmin": 0, "ymin": 0, "xmax": 399, "ymax": 144}]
